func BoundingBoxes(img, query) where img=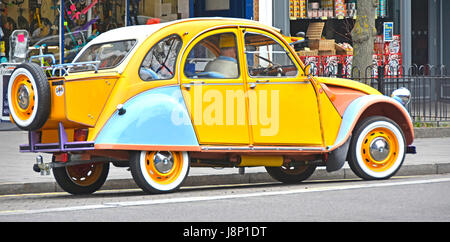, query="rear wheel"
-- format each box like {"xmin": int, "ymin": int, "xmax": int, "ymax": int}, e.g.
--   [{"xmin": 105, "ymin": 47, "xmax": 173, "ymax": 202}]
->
[
  {"xmin": 348, "ymin": 116, "xmax": 406, "ymax": 180},
  {"xmin": 265, "ymin": 164, "xmax": 316, "ymax": 184},
  {"xmin": 130, "ymin": 151, "xmax": 190, "ymax": 194},
  {"xmin": 7, "ymin": 63, "xmax": 50, "ymax": 130},
  {"xmin": 53, "ymin": 162, "xmax": 110, "ymax": 195}
]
